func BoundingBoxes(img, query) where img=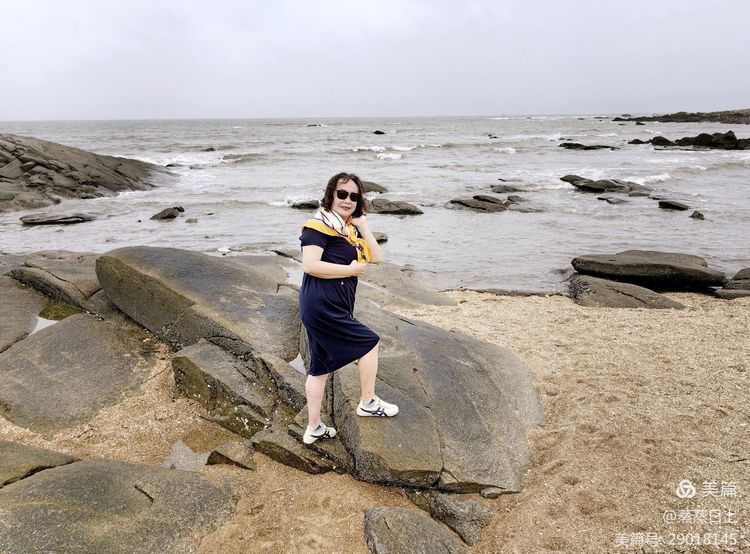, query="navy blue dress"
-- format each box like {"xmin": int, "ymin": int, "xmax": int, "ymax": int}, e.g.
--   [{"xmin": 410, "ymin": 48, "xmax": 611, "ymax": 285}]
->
[{"xmin": 299, "ymin": 227, "xmax": 380, "ymax": 376}]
